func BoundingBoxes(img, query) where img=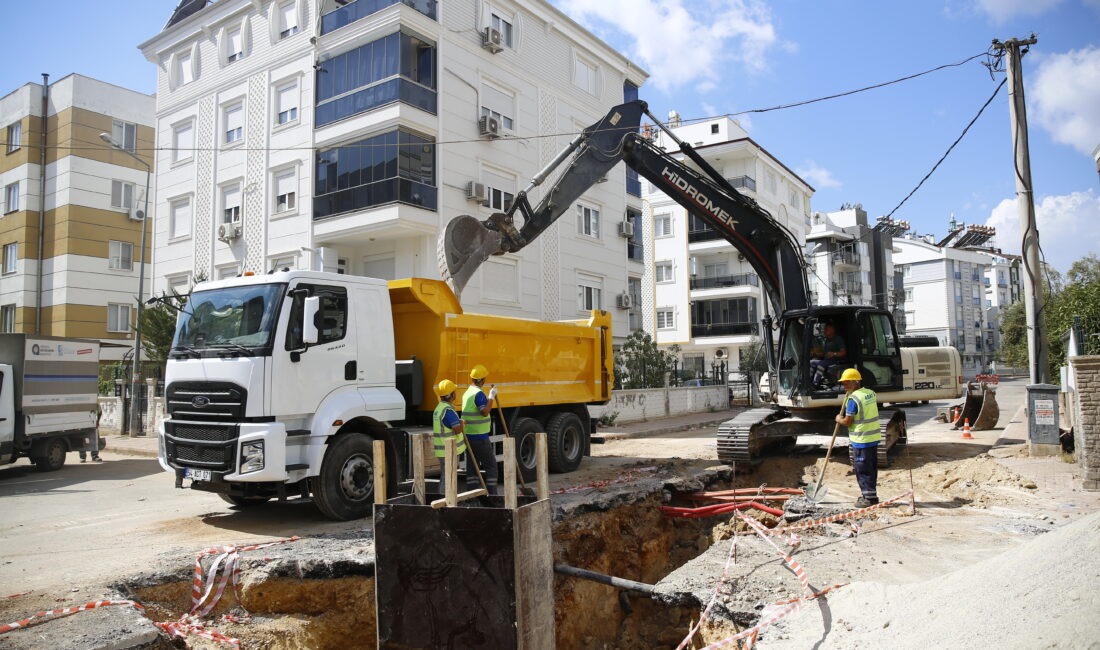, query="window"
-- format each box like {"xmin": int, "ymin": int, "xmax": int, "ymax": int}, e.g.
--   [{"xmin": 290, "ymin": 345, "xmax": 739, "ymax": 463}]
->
[
  {"xmin": 574, "ymin": 55, "xmax": 597, "ymax": 94},
  {"xmin": 269, "ymin": 254, "xmax": 296, "ymax": 272},
  {"xmin": 285, "ymin": 284, "xmax": 348, "ymax": 349},
  {"xmin": 6, "ymin": 122, "xmax": 20, "ymax": 153},
  {"xmin": 954, "ymin": 284, "xmax": 963, "ymax": 304},
  {"xmin": 107, "ymin": 303, "xmax": 131, "ymax": 333},
  {"xmin": 274, "ymin": 169, "xmax": 297, "ymax": 213},
  {"xmin": 4, "ymin": 182, "xmax": 18, "ymax": 213},
  {"xmin": 490, "ymin": 11, "xmax": 514, "ymax": 47},
  {"xmin": 901, "ymin": 265, "xmax": 911, "ymax": 277},
  {"xmin": 111, "ymin": 180, "xmax": 134, "ymax": 210},
  {"xmin": 218, "ymin": 265, "xmax": 240, "ymax": 280},
  {"xmin": 275, "ymin": 81, "xmax": 299, "ymax": 126},
  {"xmin": 279, "ymin": 1, "xmax": 299, "ymax": 38},
  {"xmin": 656, "ymin": 261, "xmax": 674, "ymax": 283},
  {"xmin": 112, "ymin": 120, "xmax": 137, "ymax": 152},
  {"xmin": 480, "ymin": 83, "xmax": 515, "ymax": 131},
  {"xmin": 483, "ymin": 168, "xmax": 514, "ymax": 211},
  {"xmin": 174, "ymin": 50, "xmax": 194, "ymax": 86},
  {"xmin": 226, "ymin": 26, "xmax": 244, "ymax": 63},
  {"xmin": 2, "ymin": 242, "xmax": 16, "ymax": 274},
  {"xmin": 576, "ymin": 204, "xmax": 600, "ymax": 238},
  {"xmin": 657, "ymin": 309, "xmax": 675, "ymax": 329},
  {"xmin": 222, "ymin": 184, "xmax": 242, "ymax": 223},
  {"xmin": 0, "ymin": 304, "xmax": 14, "ymax": 333},
  {"xmin": 711, "ymin": 124, "xmax": 720, "ymax": 135},
  {"xmin": 905, "ymin": 311, "xmax": 915, "ymax": 326},
  {"xmin": 577, "ymin": 279, "xmax": 602, "ymax": 311},
  {"xmin": 904, "ymin": 288, "xmax": 913, "ymax": 302},
  {"xmin": 654, "ymin": 213, "xmax": 672, "ymax": 237},
  {"xmin": 224, "ymin": 103, "xmax": 243, "ymax": 144},
  {"xmin": 172, "ymin": 121, "xmax": 194, "ymax": 163},
  {"xmin": 626, "ymin": 209, "xmax": 643, "ymax": 261},
  {"xmin": 166, "ymin": 274, "xmax": 191, "ymax": 296},
  {"xmin": 108, "ymin": 241, "xmax": 133, "ymax": 271},
  {"xmin": 169, "ymin": 197, "xmax": 192, "ymax": 239},
  {"xmin": 314, "ymin": 129, "xmax": 437, "ymax": 218}
]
